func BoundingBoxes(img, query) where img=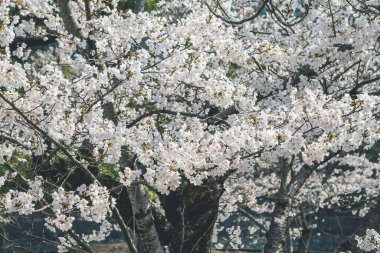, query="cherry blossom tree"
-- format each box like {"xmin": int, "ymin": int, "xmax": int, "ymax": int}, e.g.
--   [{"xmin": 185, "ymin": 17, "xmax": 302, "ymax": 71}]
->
[{"xmin": 0, "ymin": 0, "xmax": 379, "ymax": 252}]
